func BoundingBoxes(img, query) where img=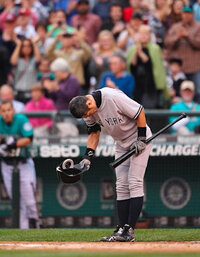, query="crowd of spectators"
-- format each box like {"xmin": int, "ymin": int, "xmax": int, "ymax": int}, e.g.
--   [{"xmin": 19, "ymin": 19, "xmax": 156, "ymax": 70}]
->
[{"xmin": 0, "ymin": 0, "xmax": 200, "ymax": 135}]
